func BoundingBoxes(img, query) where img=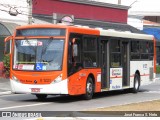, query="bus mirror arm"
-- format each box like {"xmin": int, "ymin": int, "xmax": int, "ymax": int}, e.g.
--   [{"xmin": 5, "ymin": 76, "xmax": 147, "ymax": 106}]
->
[{"xmin": 4, "ymin": 36, "xmax": 13, "ymax": 55}]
